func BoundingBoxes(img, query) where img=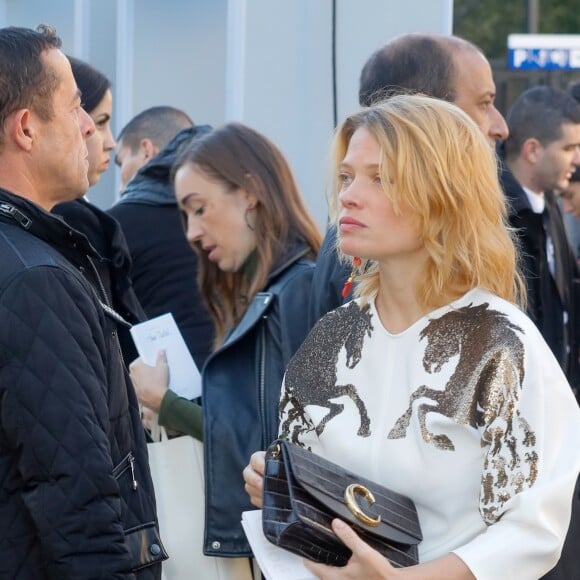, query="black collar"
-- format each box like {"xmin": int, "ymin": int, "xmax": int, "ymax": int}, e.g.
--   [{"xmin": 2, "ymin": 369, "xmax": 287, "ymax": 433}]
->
[{"xmin": 0, "ymin": 189, "xmax": 100, "ymax": 263}]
